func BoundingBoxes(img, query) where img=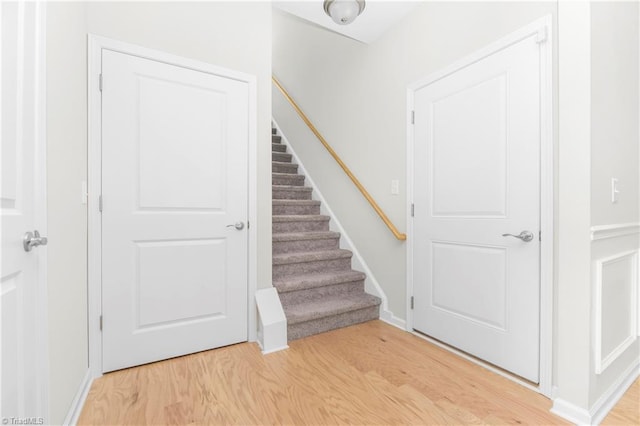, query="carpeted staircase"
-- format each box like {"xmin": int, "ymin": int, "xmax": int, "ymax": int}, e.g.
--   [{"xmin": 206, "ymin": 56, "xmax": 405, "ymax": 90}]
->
[{"xmin": 271, "ymin": 127, "xmax": 382, "ymax": 341}]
